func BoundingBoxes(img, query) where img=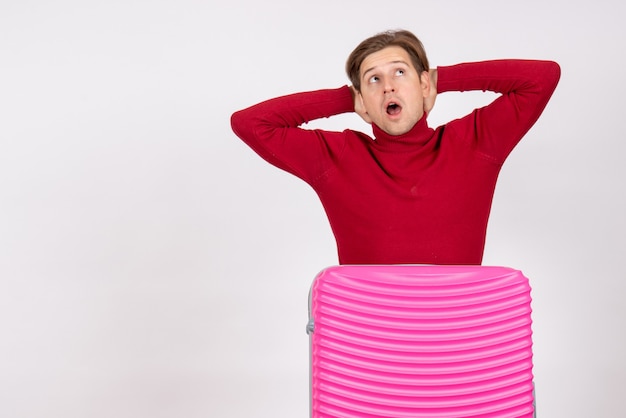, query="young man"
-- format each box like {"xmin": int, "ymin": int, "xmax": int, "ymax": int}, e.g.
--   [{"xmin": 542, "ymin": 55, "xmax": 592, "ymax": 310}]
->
[{"xmin": 231, "ymin": 30, "xmax": 560, "ymax": 265}]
